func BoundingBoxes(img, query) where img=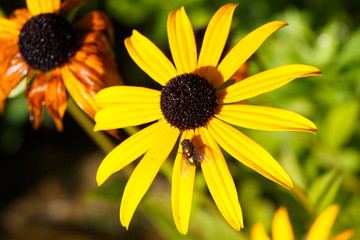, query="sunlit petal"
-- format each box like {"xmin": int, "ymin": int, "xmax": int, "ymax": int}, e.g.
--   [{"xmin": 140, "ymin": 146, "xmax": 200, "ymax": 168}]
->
[
  {"xmin": 199, "ymin": 127, "xmax": 243, "ymax": 230},
  {"xmin": 197, "ymin": 3, "xmax": 237, "ymax": 86},
  {"xmin": 172, "ymin": 131, "xmax": 196, "ymax": 235},
  {"xmin": 120, "ymin": 125, "xmax": 180, "ymax": 228},
  {"xmin": 96, "ymin": 86, "xmax": 160, "ymax": 108},
  {"xmin": 26, "ymin": 0, "xmax": 61, "ymax": 15},
  {"xmin": 307, "ymin": 204, "xmax": 340, "ymax": 240},
  {"xmin": 217, "ymin": 21, "xmax": 288, "ymax": 82},
  {"xmin": 218, "ymin": 64, "xmax": 321, "ymax": 103},
  {"xmin": 96, "ymin": 120, "xmax": 171, "ymax": 186},
  {"xmin": 251, "ymin": 223, "xmax": 271, "ymax": 240},
  {"xmin": 125, "ymin": 30, "xmax": 178, "ymax": 86},
  {"xmin": 94, "ymin": 104, "xmax": 163, "ymax": 131},
  {"xmin": 167, "ymin": 7, "xmax": 197, "ymax": 74},
  {"xmin": 216, "ymin": 104, "xmax": 317, "ymax": 133},
  {"xmin": 208, "ymin": 118, "xmax": 293, "ymax": 189},
  {"xmin": 272, "ymin": 207, "xmax": 295, "ymax": 240}
]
